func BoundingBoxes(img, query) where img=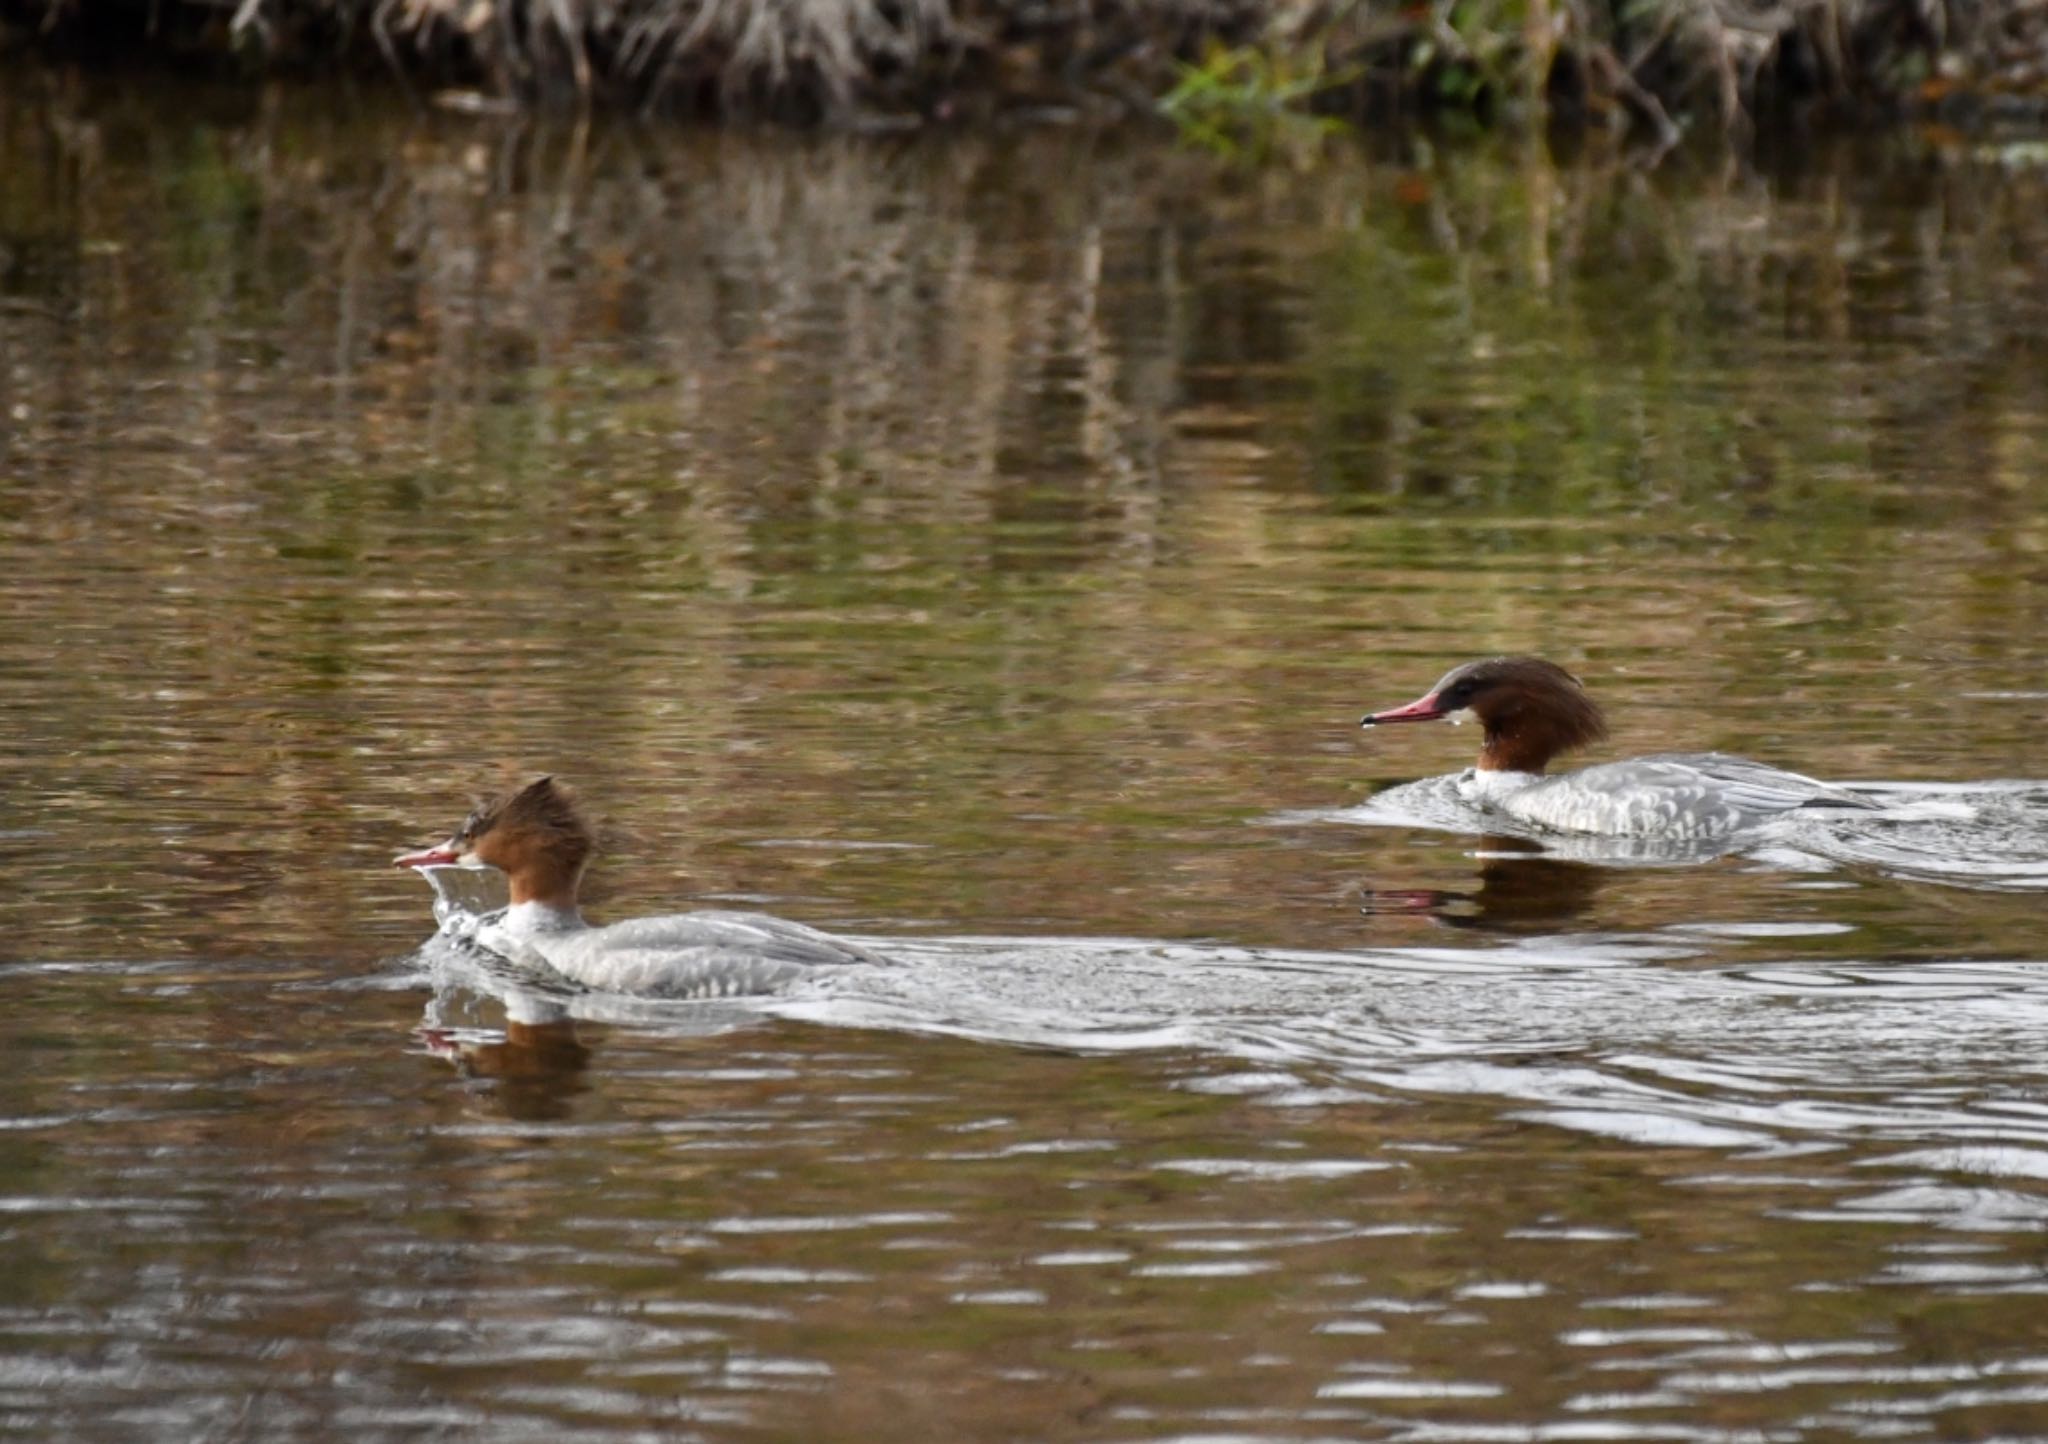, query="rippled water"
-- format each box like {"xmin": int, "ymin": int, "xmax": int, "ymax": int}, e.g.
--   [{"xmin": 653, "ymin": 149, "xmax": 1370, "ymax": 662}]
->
[{"xmin": 5, "ymin": 64, "xmax": 2048, "ymax": 1442}]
